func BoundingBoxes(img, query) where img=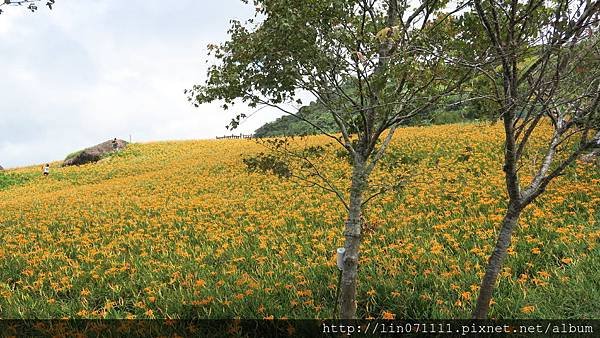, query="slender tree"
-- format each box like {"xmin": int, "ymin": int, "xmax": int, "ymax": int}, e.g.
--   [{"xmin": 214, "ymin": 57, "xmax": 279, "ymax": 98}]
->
[
  {"xmin": 188, "ymin": 0, "xmax": 472, "ymax": 318},
  {"xmin": 468, "ymin": 0, "xmax": 600, "ymax": 319}
]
